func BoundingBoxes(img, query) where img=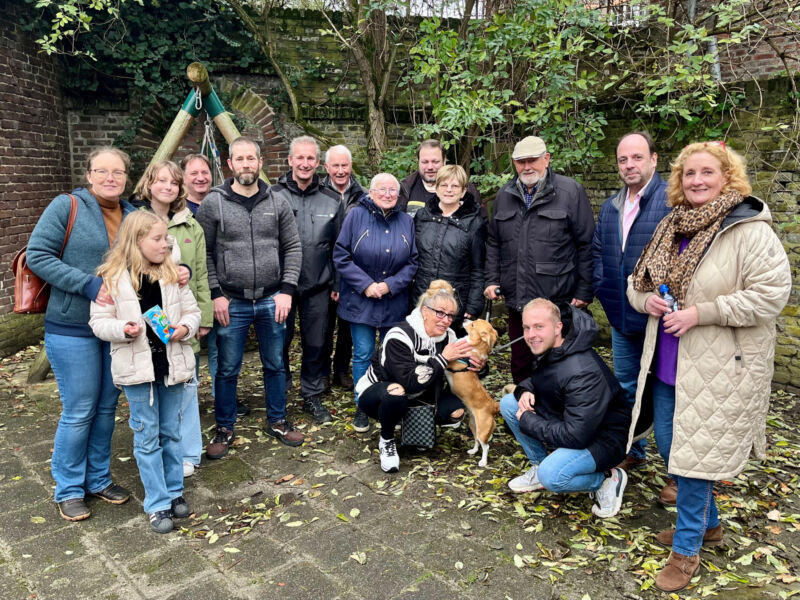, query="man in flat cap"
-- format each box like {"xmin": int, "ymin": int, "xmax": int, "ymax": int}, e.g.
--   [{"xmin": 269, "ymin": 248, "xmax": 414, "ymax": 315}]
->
[{"xmin": 485, "ymin": 136, "xmax": 595, "ymax": 383}]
